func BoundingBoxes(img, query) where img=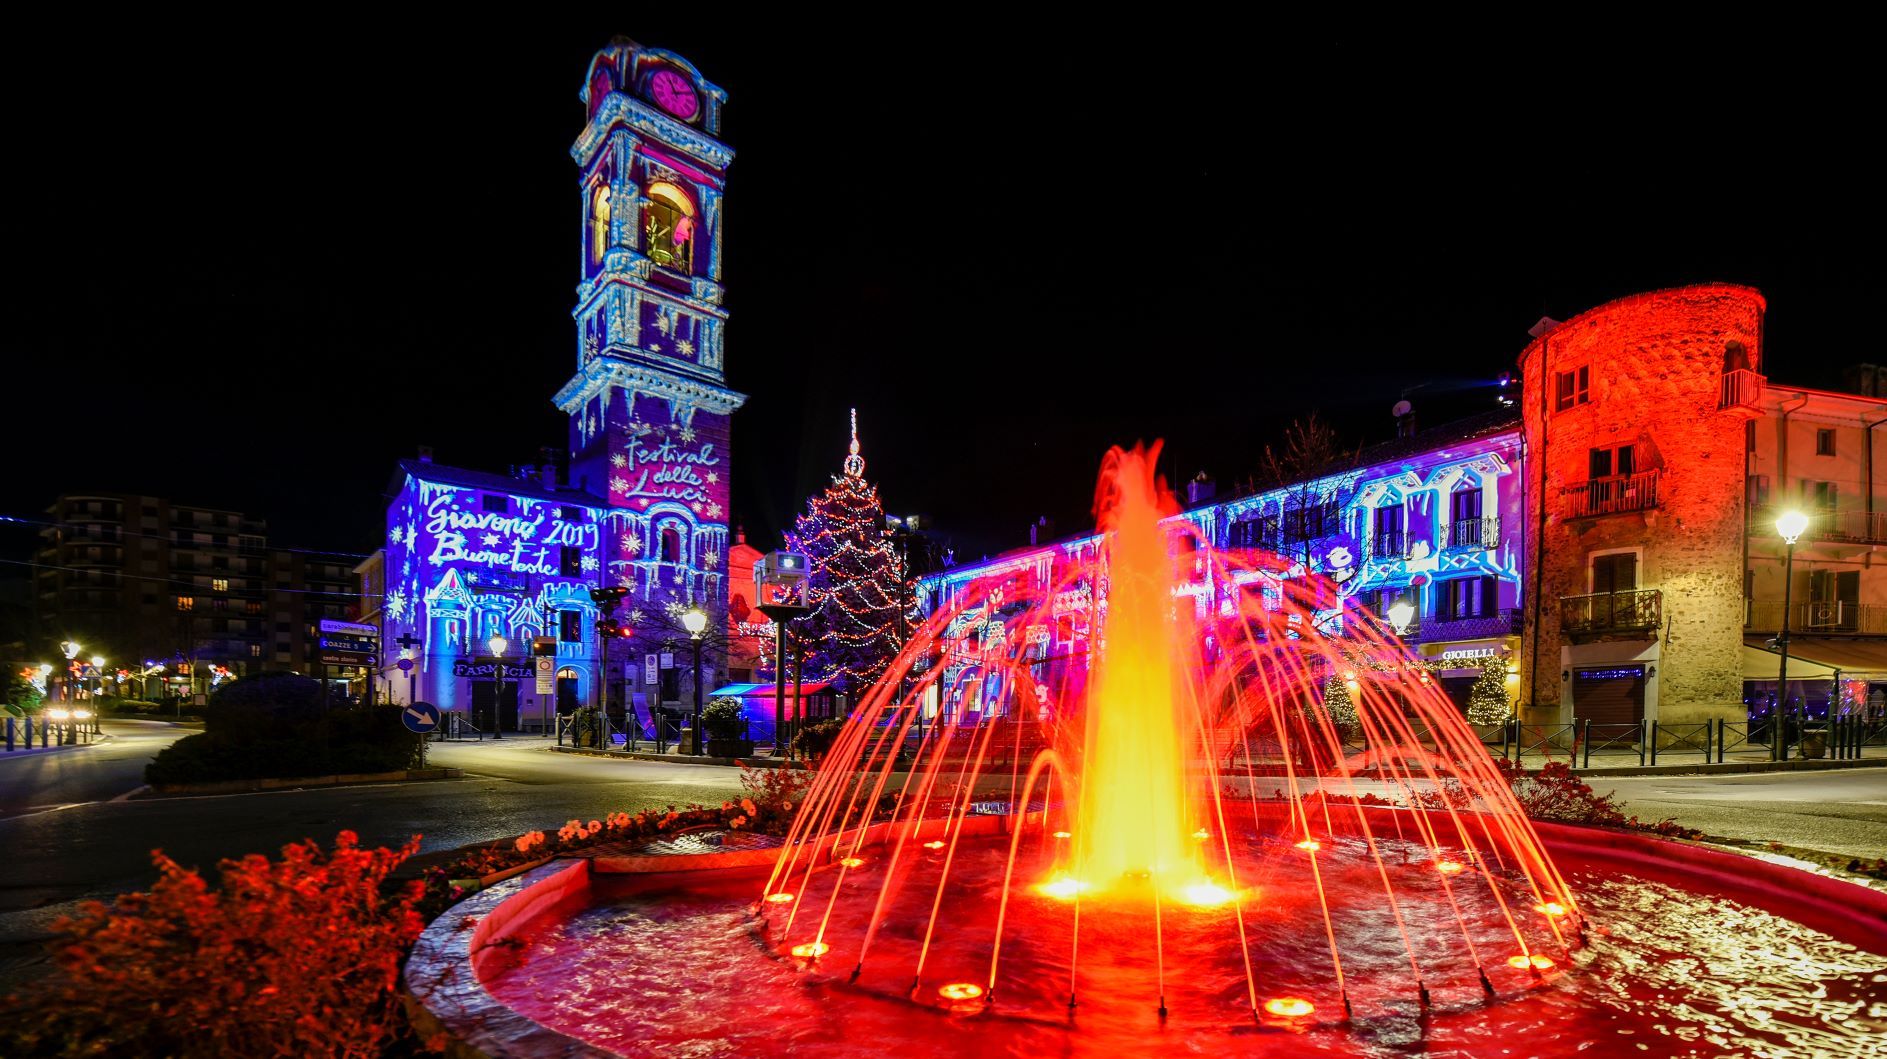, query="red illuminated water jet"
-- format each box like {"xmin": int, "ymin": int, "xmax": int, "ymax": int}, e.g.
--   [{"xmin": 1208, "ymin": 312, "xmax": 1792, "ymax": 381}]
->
[{"xmin": 755, "ymin": 442, "xmax": 1580, "ymax": 1026}]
